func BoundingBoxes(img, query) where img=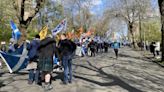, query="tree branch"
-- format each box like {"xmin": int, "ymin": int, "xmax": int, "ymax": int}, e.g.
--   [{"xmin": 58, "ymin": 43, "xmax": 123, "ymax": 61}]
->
[
  {"xmin": 20, "ymin": 0, "xmax": 25, "ymax": 22},
  {"xmin": 12, "ymin": 0, "xmax": 21, "ymax": 21},
  {"xmin": 24, "ymin": 0, "xmax": 45, "ymax": 27}
]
